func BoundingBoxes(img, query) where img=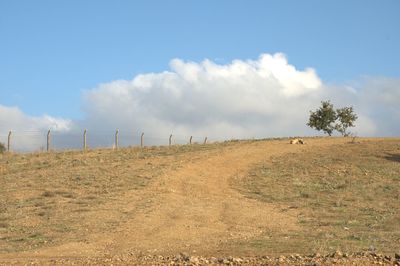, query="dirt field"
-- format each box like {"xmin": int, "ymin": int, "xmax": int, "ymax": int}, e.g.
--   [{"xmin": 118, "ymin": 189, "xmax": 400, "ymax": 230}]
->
[{"xmin": 0, "ymin": 137, "xmax": 399, "ymax": 265}]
